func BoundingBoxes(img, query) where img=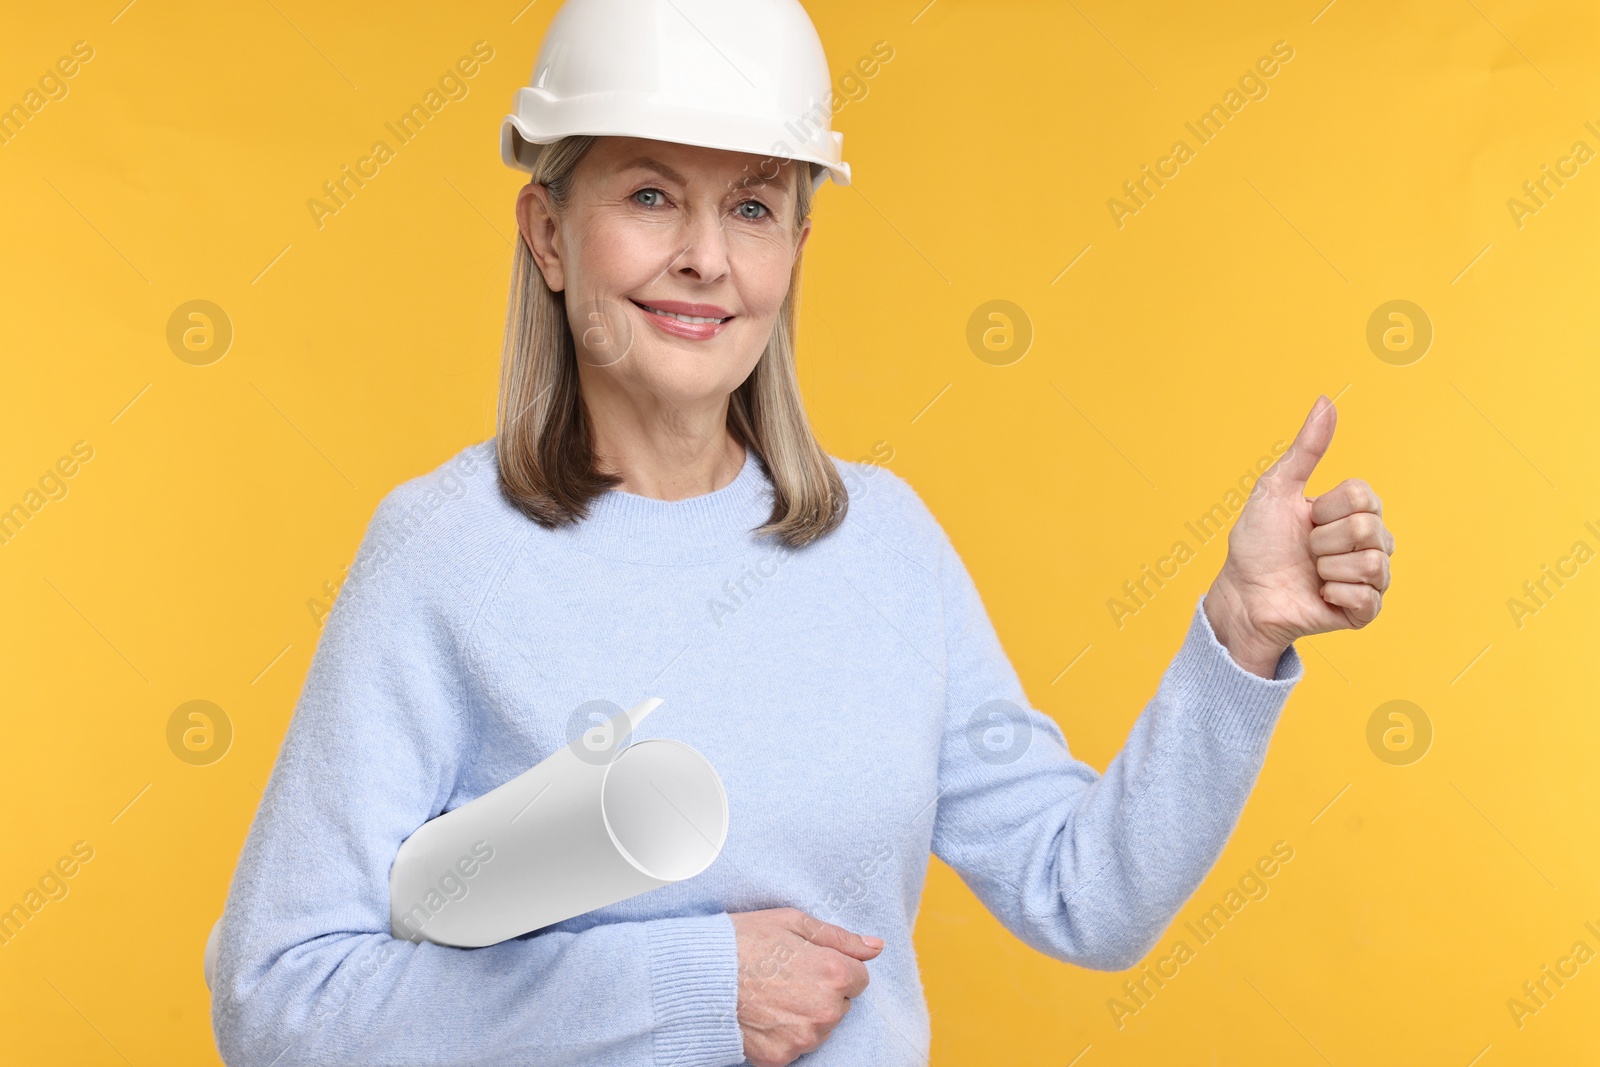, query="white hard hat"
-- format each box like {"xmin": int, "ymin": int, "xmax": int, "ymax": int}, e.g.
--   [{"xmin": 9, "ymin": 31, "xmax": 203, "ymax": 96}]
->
[{"xmin": 501, "ymin": 0, "xmax": 851, "ymax": 193}]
